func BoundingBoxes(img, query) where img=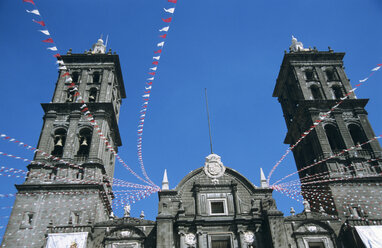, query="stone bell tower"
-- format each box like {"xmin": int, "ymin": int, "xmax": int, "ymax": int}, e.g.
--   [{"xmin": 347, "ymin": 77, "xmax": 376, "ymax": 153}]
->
[
  {"xmin": 2, "ymin": 39, "xmax": 126, "ymax": 247},
  {"xmin": 273, "ymin": 37, "xmax": 382, "ymax": 219}
]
